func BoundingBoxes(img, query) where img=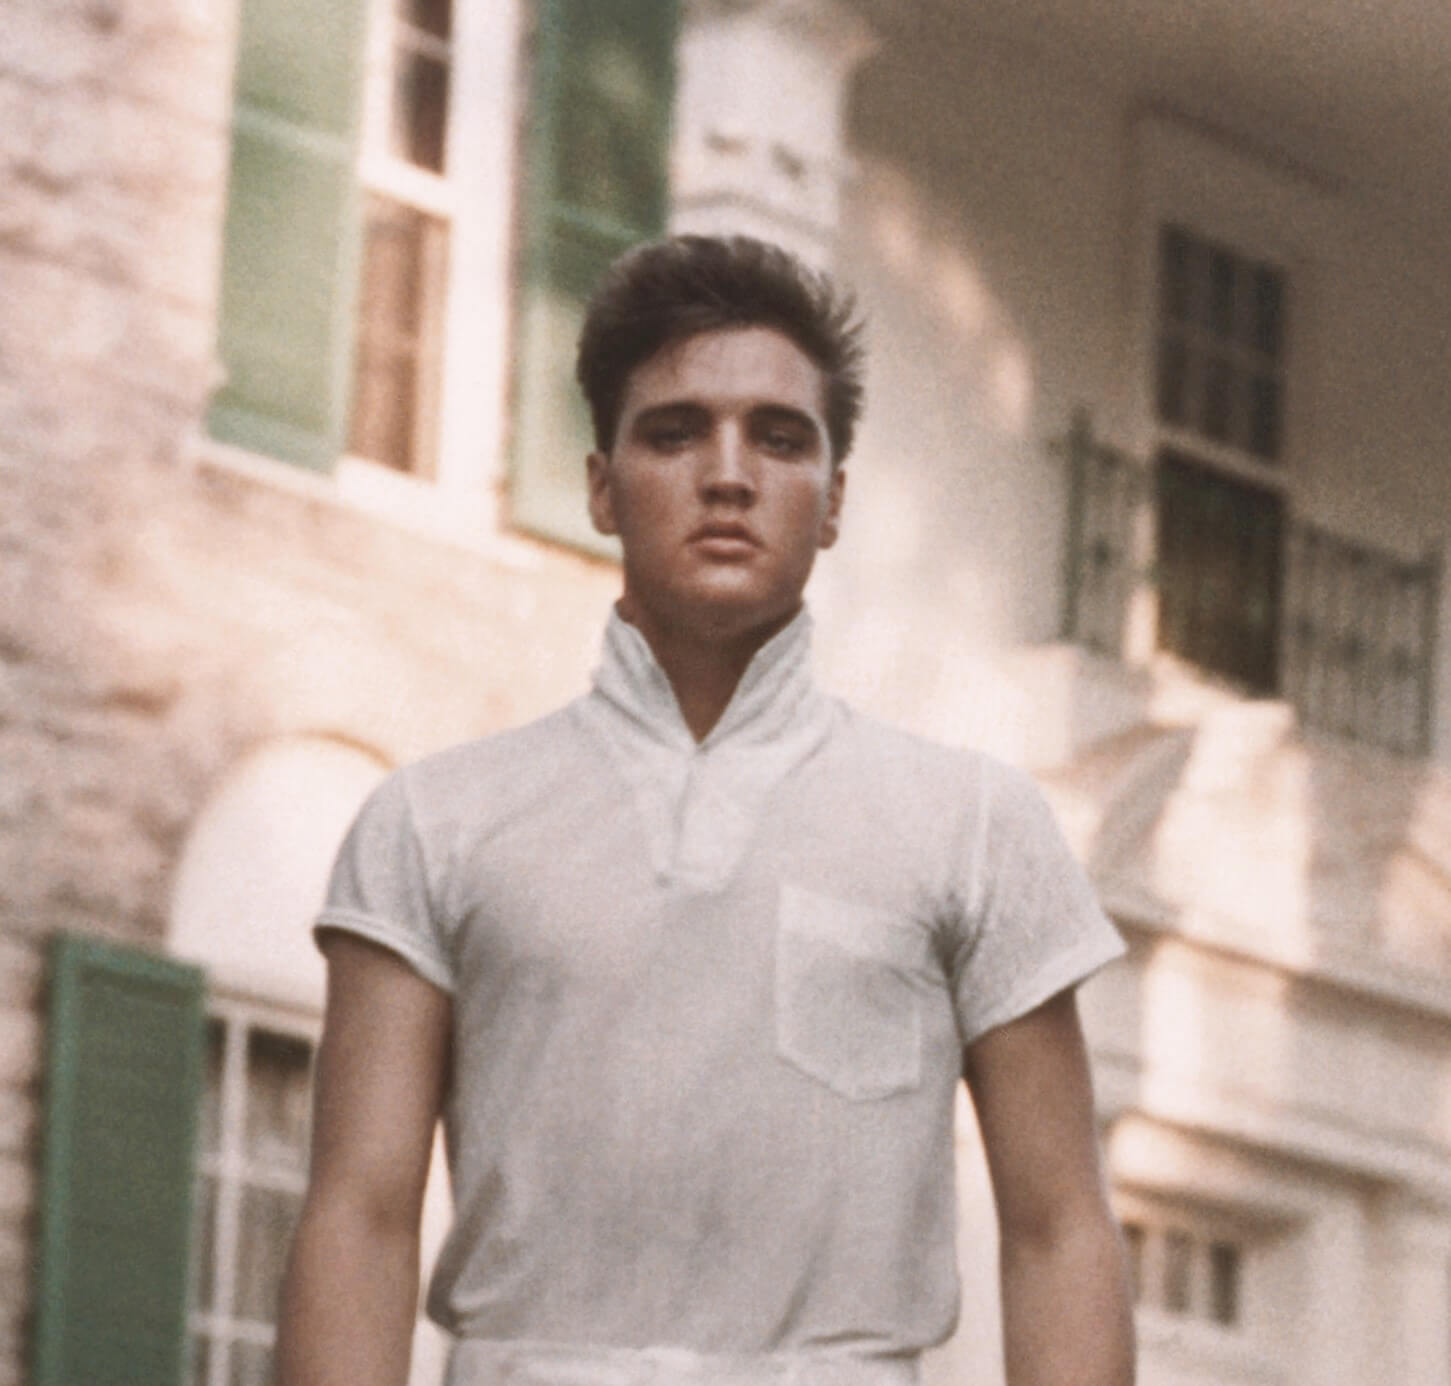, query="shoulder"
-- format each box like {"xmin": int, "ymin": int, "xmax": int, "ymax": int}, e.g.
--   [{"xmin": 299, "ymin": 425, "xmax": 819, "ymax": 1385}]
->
[
  {"xmin": 820, "ymin": 702, "xmax": 1083, "ymax": 885},
  {"xmin": 825, "ymin": 699, "xmax": 1007, "ymax": 808},
  {"xmin": 351, "ymin": 703, "xmax": 592, "ymax": 847},
  {"xmin": 401, "ymin": 702, "xmax": 587, "ymax": 795},
  {"xmin": 804, "ymin": 702, "xmax": 1031, "ymax": 897}
]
